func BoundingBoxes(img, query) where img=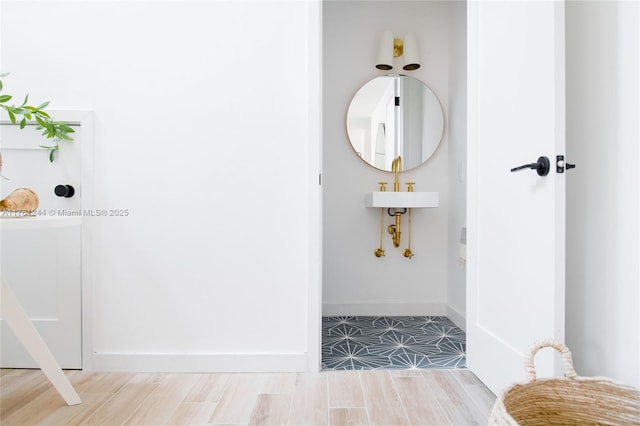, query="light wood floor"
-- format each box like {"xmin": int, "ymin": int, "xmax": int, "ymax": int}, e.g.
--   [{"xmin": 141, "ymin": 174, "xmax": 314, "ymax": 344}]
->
[{"xmin": 1, "ymin": 368, "xmax": 495, "ymax": 425}]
